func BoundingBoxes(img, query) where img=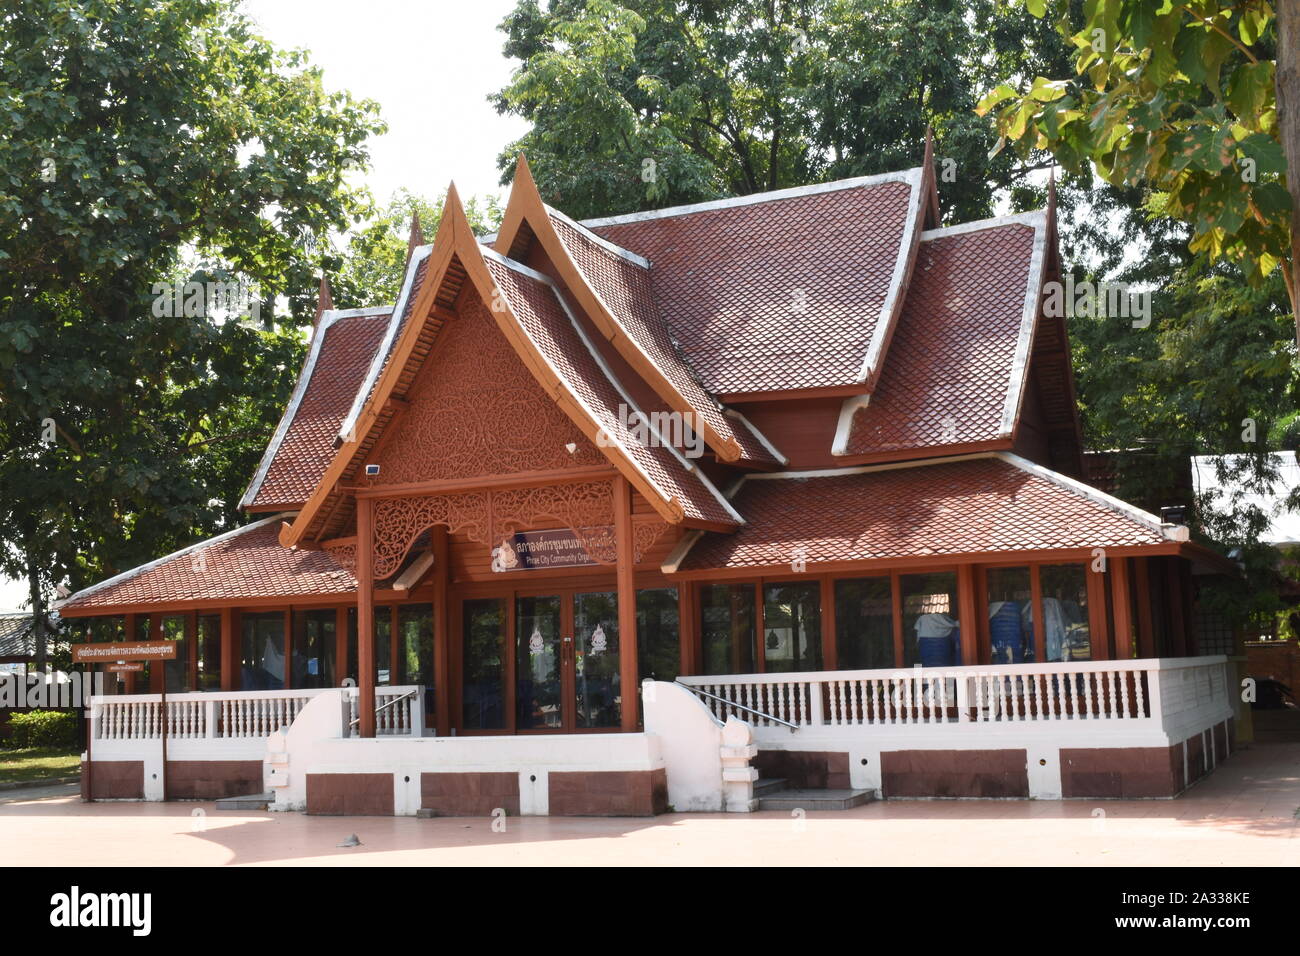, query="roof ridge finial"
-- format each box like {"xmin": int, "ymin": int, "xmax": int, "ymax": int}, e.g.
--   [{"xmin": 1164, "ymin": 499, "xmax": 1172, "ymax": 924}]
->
[
  {"xmin": 313, "ymin": 274, "xmax": 333, "ymax": 329},
  {"xmin": 406, "ymin": 209, "xmax": 424, "ymax": 266},
  {"xmin": 923, "ymin": 123, "xmax": 935, "ymax": 169}
]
